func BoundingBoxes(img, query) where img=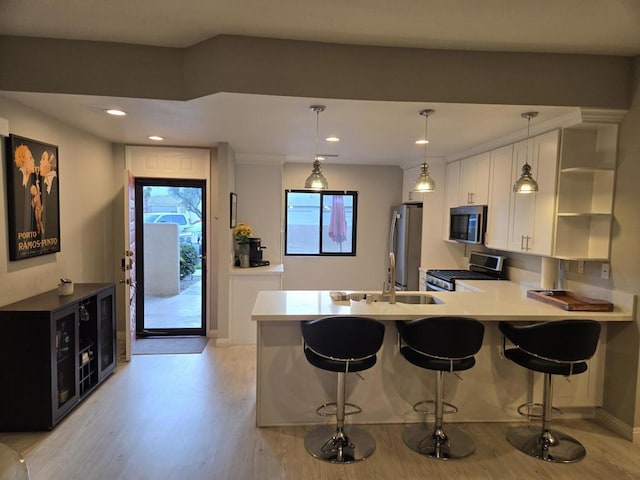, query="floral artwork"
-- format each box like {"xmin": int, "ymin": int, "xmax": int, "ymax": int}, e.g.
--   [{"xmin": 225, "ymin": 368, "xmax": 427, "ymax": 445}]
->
[{"xmin": 5, "ymin": 135, "xmax": 61, "ymax": 260}]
